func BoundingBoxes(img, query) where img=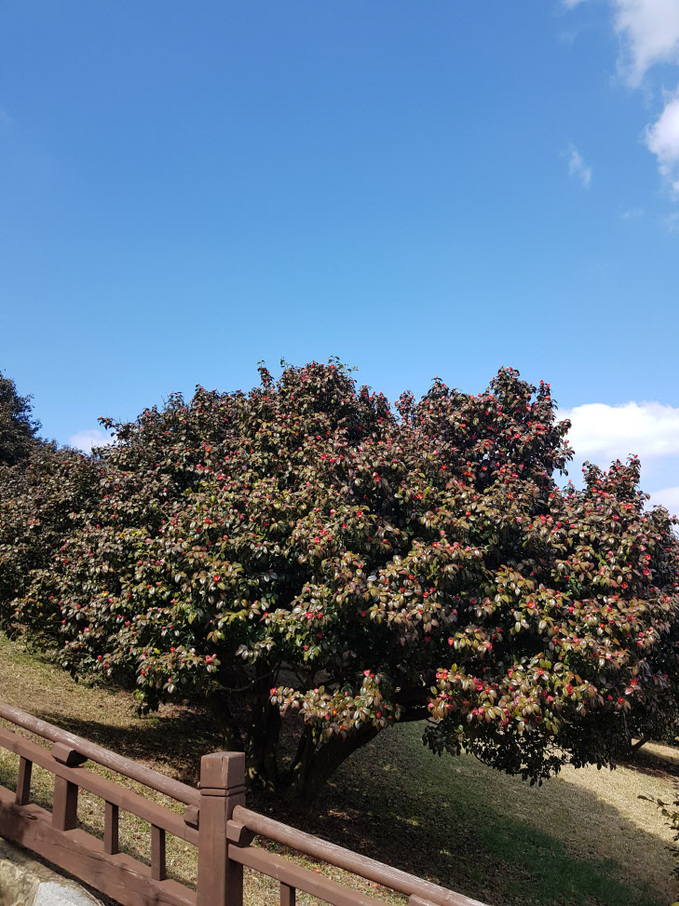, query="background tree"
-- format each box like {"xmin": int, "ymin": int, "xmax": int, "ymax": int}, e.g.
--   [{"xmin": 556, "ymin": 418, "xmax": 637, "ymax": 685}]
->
[
  {"xmin": 3, "ymin": 362, "xmax": 678, "ymax": 800},
  {"xmin": 0, "ymin": 371, "xmax": 42, "ymax": 469},
  {"xmin": 0, "ymin": 446, "xmax": 100, "ymax": 627}
]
